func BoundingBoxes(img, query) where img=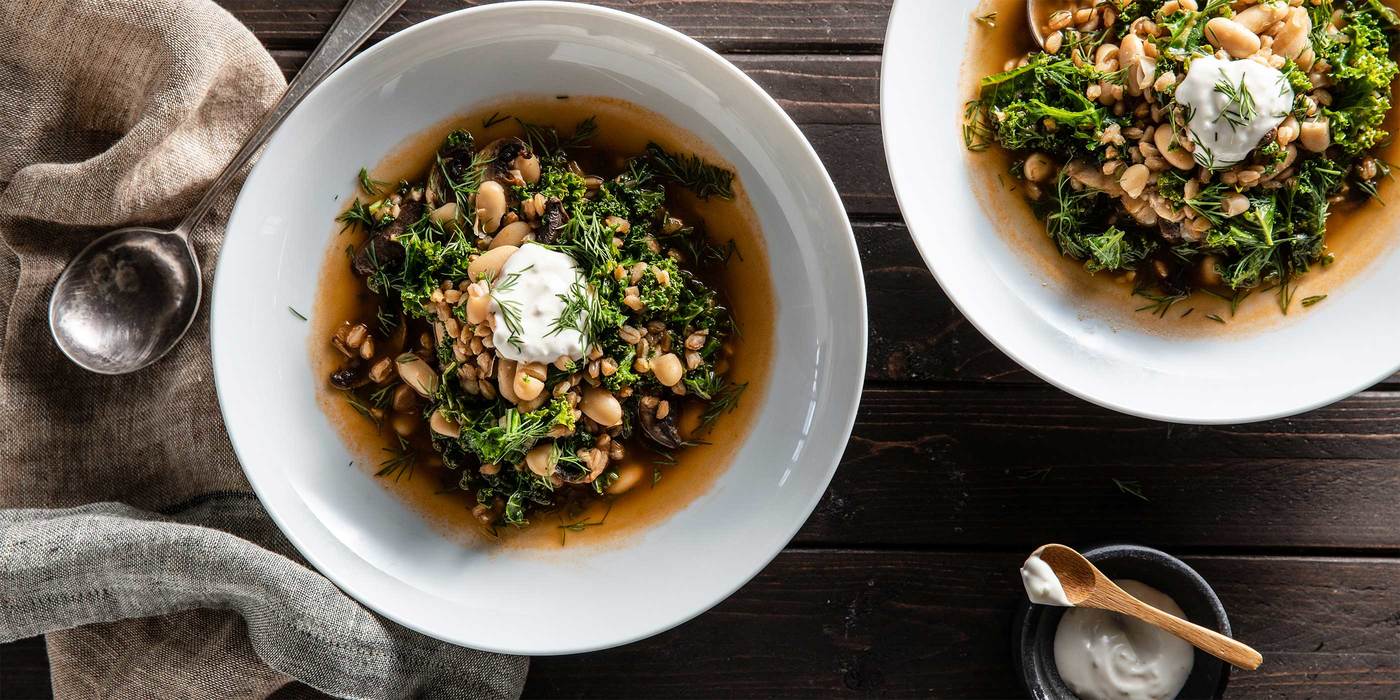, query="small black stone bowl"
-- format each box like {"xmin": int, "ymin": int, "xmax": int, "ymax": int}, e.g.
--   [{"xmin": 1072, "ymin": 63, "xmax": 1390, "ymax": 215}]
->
[{"xmin": 1012, "ymin": 544, "xmax": 1232, "ymax": 700}]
